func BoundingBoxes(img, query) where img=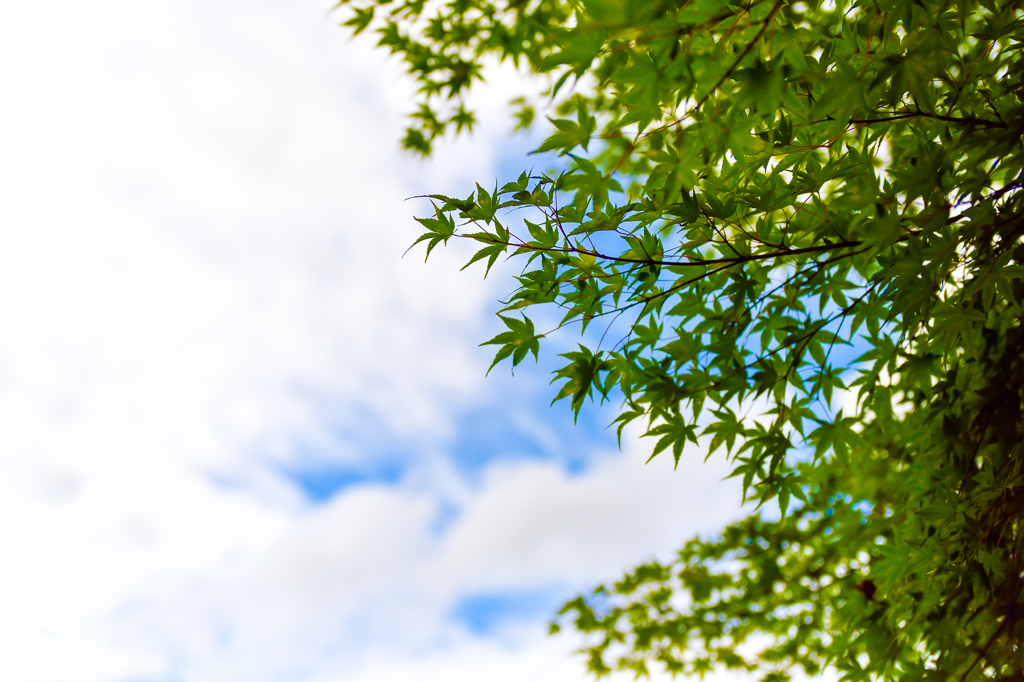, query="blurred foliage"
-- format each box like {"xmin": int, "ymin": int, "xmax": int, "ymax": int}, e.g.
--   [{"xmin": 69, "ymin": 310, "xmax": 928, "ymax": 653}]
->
[{"xmin": 335, "ymin": 0, "xmax": 1024, "ymax": 679}]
